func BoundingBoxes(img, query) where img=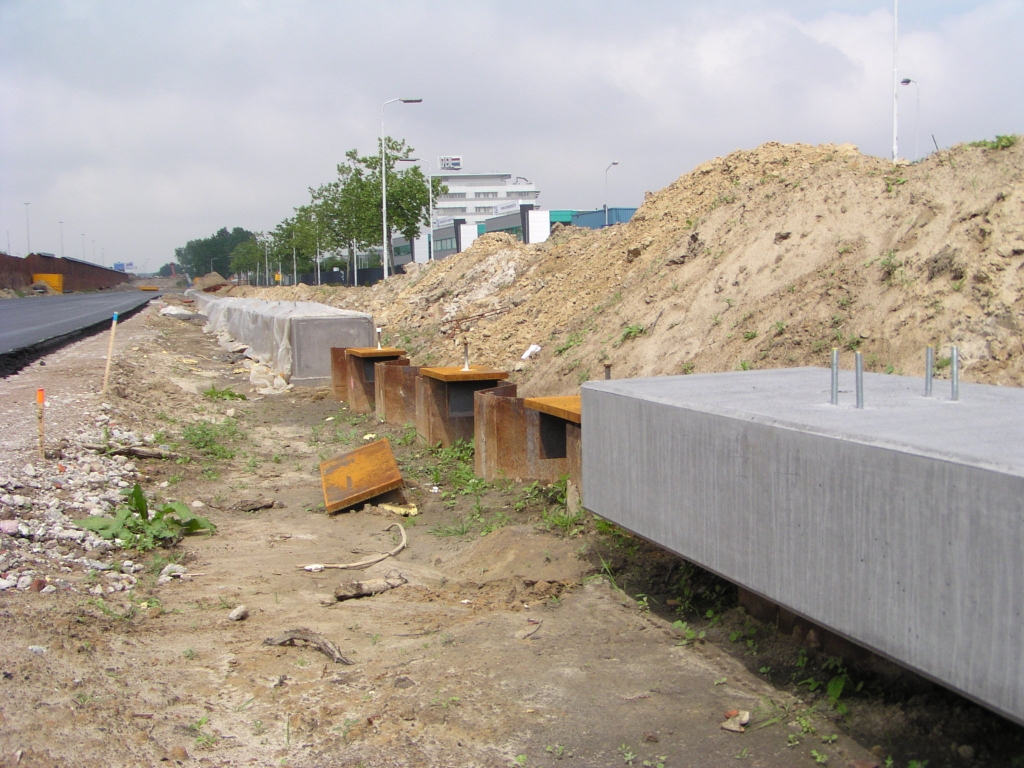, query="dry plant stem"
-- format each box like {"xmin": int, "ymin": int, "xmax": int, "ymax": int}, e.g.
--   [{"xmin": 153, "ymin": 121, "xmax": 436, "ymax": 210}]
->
[
  {"xmin": 262, "ymin": 629, "xmax": 353, "ymax": 665},
  {"xmin": 297, "ymin": 523, "xmax": 406, "ymax": 571}
]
